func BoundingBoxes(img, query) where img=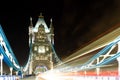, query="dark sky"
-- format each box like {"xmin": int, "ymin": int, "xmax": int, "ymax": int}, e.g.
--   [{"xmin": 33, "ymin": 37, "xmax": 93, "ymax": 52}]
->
[{"xmin": 0, "ymin": 0, "xmax": 120, "ymax": 66}]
